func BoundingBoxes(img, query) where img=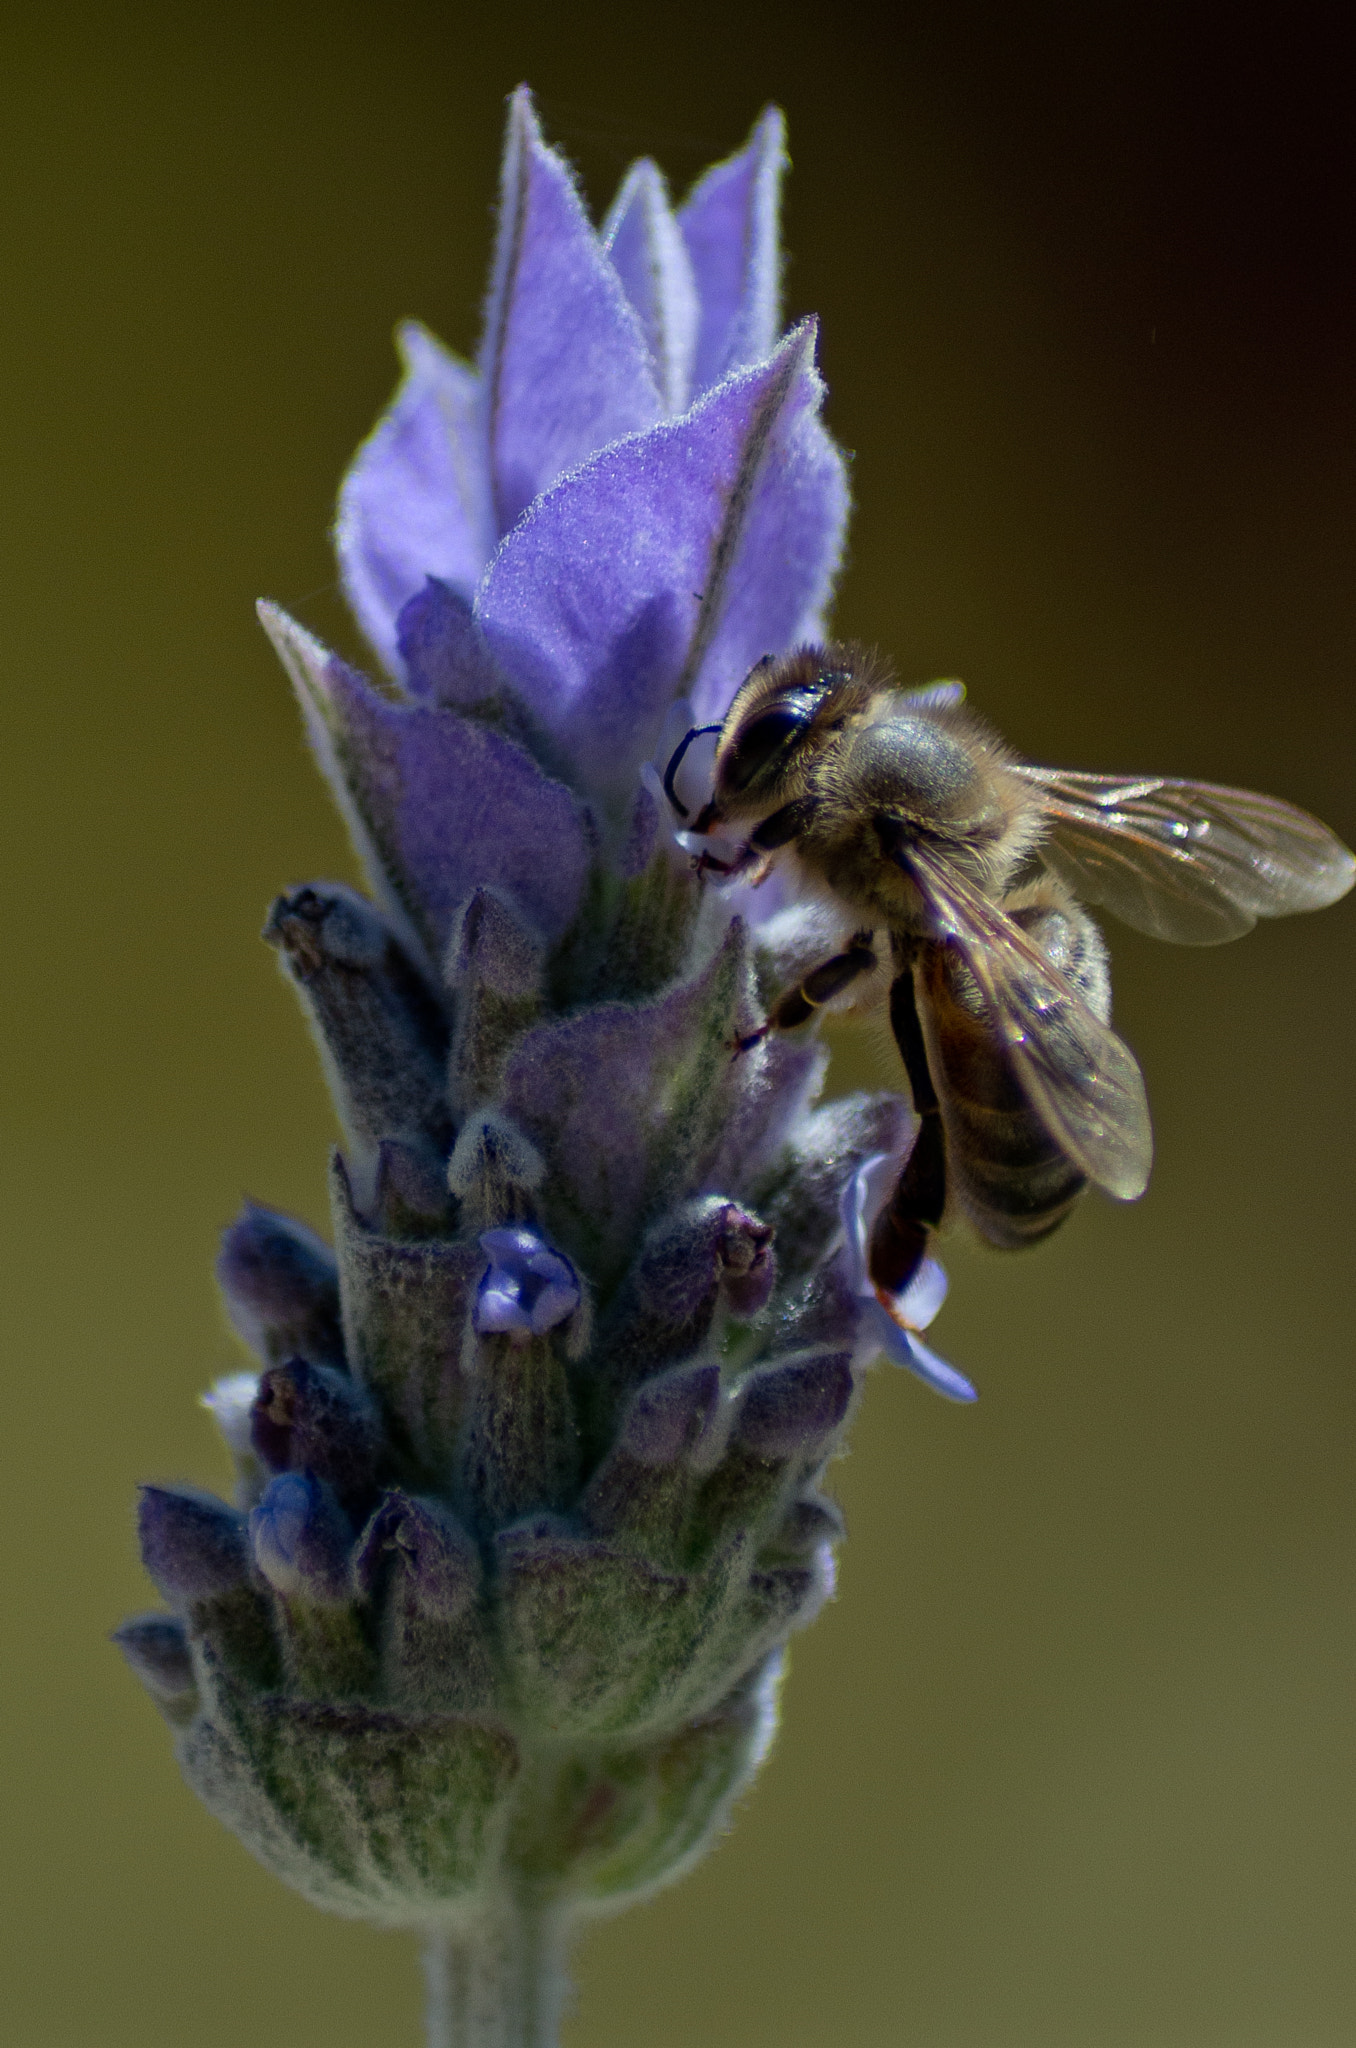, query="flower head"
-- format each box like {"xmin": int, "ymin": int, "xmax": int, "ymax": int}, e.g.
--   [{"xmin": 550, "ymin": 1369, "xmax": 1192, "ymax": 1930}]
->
[{"xmin": 118, "ymin": 89, "xmax": 962, "ymax": 1998}]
